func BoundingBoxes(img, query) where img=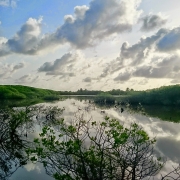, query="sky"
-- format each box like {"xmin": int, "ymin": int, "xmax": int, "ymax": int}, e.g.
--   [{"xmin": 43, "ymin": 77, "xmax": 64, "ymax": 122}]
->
[{"xmin": 0, "ymin": 0, "xmax": 180, "ymax": 91}]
